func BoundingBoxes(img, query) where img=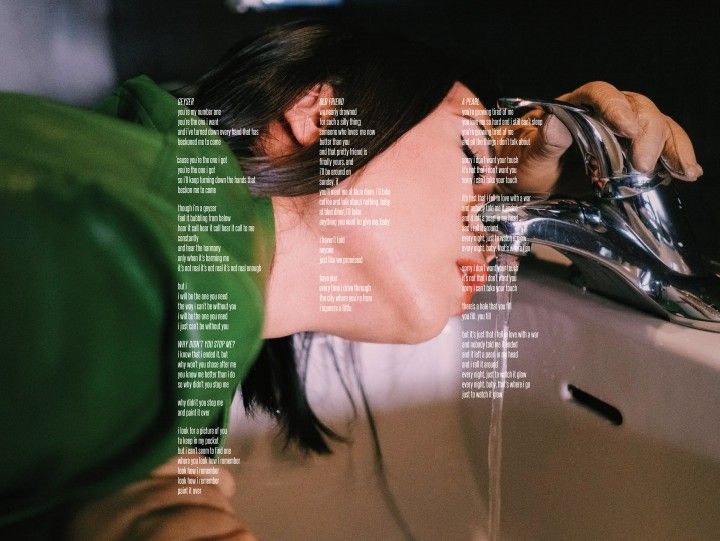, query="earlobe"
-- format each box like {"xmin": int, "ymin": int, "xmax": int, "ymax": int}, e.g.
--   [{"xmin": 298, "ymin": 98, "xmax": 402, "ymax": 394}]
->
[{"xmin": 284, "ymin": 83, "xmax": 334, "ymax": 147}]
